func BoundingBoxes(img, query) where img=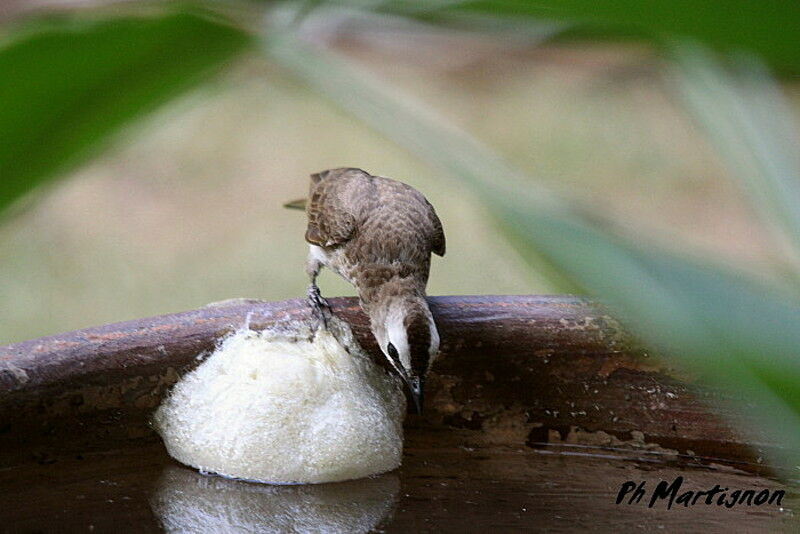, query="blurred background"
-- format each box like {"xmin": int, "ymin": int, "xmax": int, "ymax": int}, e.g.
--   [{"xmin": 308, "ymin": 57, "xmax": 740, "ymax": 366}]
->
[
  {"xmin": 2, "ymin": 2, "xmax": 793, "ymax": 344},
  {"xmin": 2, "ymin": 0, "xmax": 800, "ymax": 470}
]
